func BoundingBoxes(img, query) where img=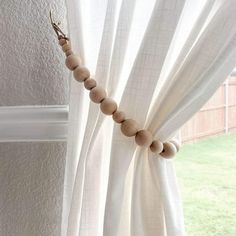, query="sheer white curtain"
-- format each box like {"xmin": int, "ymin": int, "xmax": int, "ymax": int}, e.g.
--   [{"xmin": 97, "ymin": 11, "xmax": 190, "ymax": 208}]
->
[{"xmin": 62, "ymin": 0, "xmax": 236, "ymax": 235}]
